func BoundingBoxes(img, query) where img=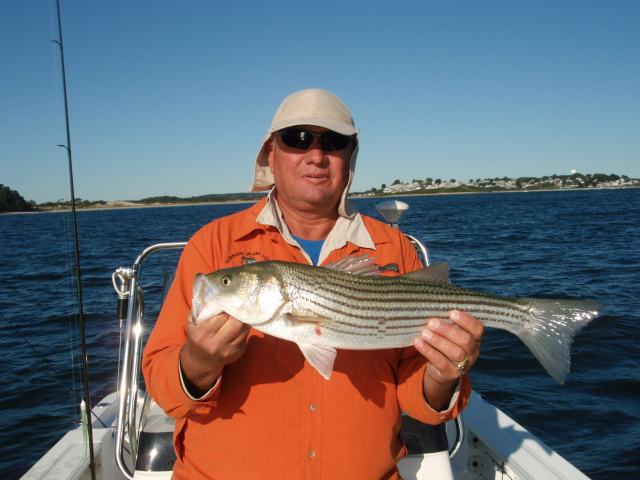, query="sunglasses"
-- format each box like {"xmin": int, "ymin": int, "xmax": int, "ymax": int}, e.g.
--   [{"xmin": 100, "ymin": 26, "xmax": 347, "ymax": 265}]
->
[{"xmin": 278, "ymin": 128, "xmax": 352, "ymax": 152}]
